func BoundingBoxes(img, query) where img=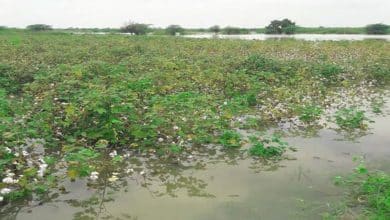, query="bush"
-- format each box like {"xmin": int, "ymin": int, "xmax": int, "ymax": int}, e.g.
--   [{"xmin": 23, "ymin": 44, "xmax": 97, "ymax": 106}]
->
[
  {"xmin": 26, "ymin": 24, "xmax": 52, "ymax": 31},
  {"xmin": 265, "ymin": 19, "xmax": 296, "ymax": 35},
  {"xmin": 223, "ymin": 27, "xmax": 249, "ymax": 35},
  {"xmin": 166, "ymin": 25, "xmax": 184, "ymax": 36},
  {"xmin": 366, "ymin": 23, "xmax": 389, "ymax": 35},
  {"xmin": 120, "ymin": 22, "xmax": 150, "ymax": 35},
  {"xmin": 209, "ymin": 25, "xmax": 221, "ymax": 34}
]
